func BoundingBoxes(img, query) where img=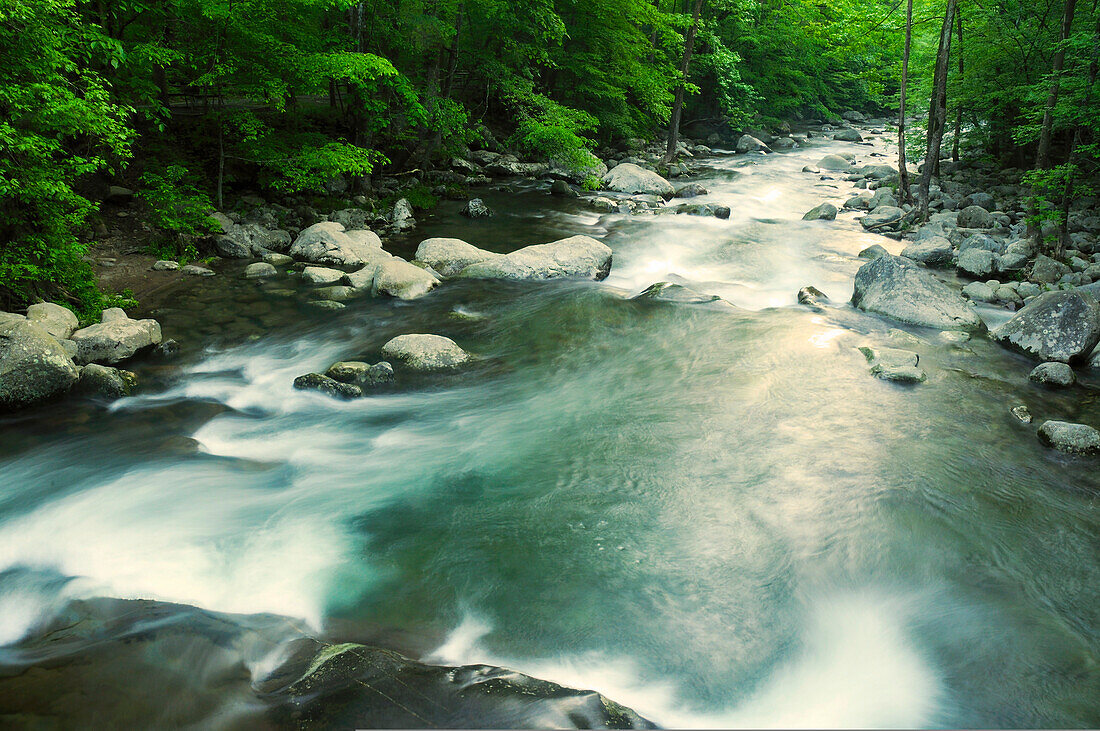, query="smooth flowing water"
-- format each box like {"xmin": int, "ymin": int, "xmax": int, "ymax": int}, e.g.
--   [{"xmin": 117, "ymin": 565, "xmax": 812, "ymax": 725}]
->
[{"xmin": 1, "ymin": 132, "xmax": 1099, "ymax": 728}]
